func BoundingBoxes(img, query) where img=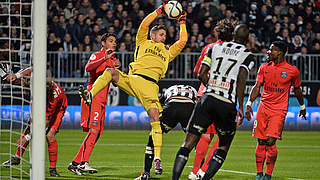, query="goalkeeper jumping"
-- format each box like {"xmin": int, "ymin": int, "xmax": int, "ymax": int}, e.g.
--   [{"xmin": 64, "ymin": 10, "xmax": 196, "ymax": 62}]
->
[{"xmin": 79, "ymin": 2, "xmax": 187, "ymax": 175}]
